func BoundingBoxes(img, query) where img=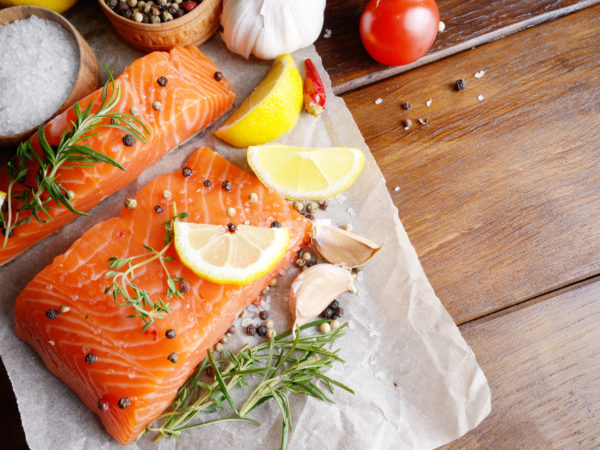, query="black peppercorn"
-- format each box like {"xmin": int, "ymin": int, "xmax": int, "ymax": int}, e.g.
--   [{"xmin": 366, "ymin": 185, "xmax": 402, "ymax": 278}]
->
[
  {"xmin": 455, "ymin": 79, "xmax": 467, "ymax": 91},
  {"xmin": 246, "ymin": 325, "xmax": 256, "ymax": 336},
  {"xmin": 400, "ymin": 101, "xmax": 411, "ymax": 110},
  {"xmin": 213, "ymin": 71, "xmax": 223, "ymax": 81},
  {"xmin": 45, "ymin": 308, "xmax": 58, "ymax": 320},
  {"xmin": 306, "ymin": 260, "xmax": 317, "ymax": 267},
  {"xmin": 182, "ymin": 166, "xmax": 193, "ymax": 177},
  {"xmin": 154, "ymin": 205, "xmax": 164, "ymax": 214},
  {"xmin": 271, "ymin": 221, "xmax": 281, "ymax": 228},
  {"xmin": 118, "ymin": 397, "xmax": 131, "ymax": 409},
  {"xmin": 329, "ymin": 300, "xmax": 339, "ymax": 310},
  {"xmin": 320, "ymin": 308, "xmax": 335, "ymax": 319},
  {"xmin": 334, "ymin": 307, "xmax": 344, "ymax": 318},
  {"xmin": 165, "ymin": 329, "xmax": 176, "ymax": 339},
  {"xmin": 157, "ymin": 76, "xmax": 168, "ymax": 87},
  {"xmin": 203, "ymin": 179, "xmax": 212, "ymax": 188},
  {"xmin": 227, "ymin": 223, "xmax": 237, "ymax": 233},
  {"xmin": 304, "ymin": 213, "xmax": 315, "ymax": 220},
  {"xmin": 259, "ymin": 310, "xmax": 269, "ymax": 320},
  {"xmin": 318, "ymin": 200, "xmax": 328, "ymax": 210},
  {"xmin": 222, "ymin": 180, "xmax": 232, "ymax": 192},
  {"xmin": 174, "ymin": 8, "xmax": 185, "ymax": 18},
  {"xmin": 106, "ymin": 0, "xmax": 118, "ymax": 8},
  {"xmin": 167, "ymin": 352, "xmax": 178, "ymax": 364},
  {"xmin": 122, "ymin": 134, "xmax": 135, "ymax": 146},
  {"xmin": 179, "ymin": 281, "xmax": 190, "ymax": 293},
  {"xmin": 257, "ymin": 325, "xmax": 268, "ymax": 336},
  {"xmin": 1, "ymin": 228, "xmax": 14, "ymax": 238},
  {"xmin": 85, "ymin": 353, "xmax": 98, "ymax": 364},
  {"xmin": 97, "ymin": 399, "xmax": 109, "ymax": 411}
]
